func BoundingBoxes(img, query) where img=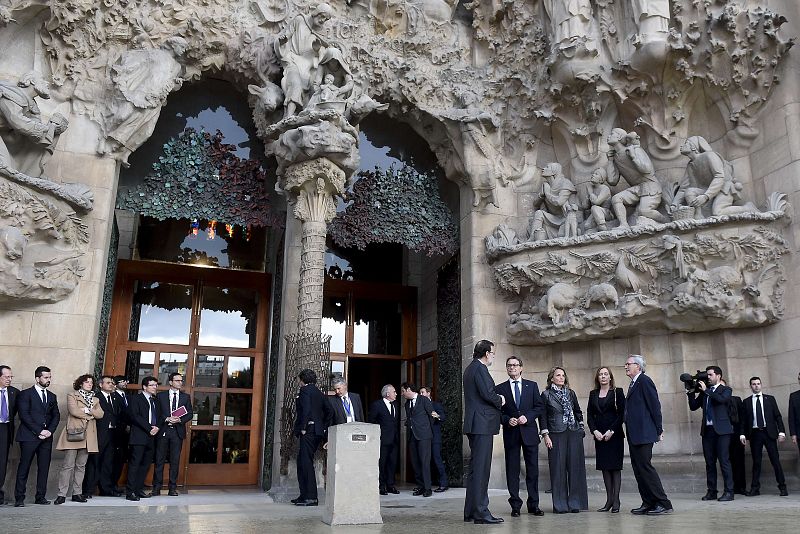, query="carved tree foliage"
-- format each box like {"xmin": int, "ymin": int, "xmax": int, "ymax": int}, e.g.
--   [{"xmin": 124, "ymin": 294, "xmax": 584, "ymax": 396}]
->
[
  {"xmin": 328, "ymin": 165, "xmax": 458, "ymax": 257},
  {"xmin": 117, "ymin": 129, "xmax": 280, "ymax": 228}
]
